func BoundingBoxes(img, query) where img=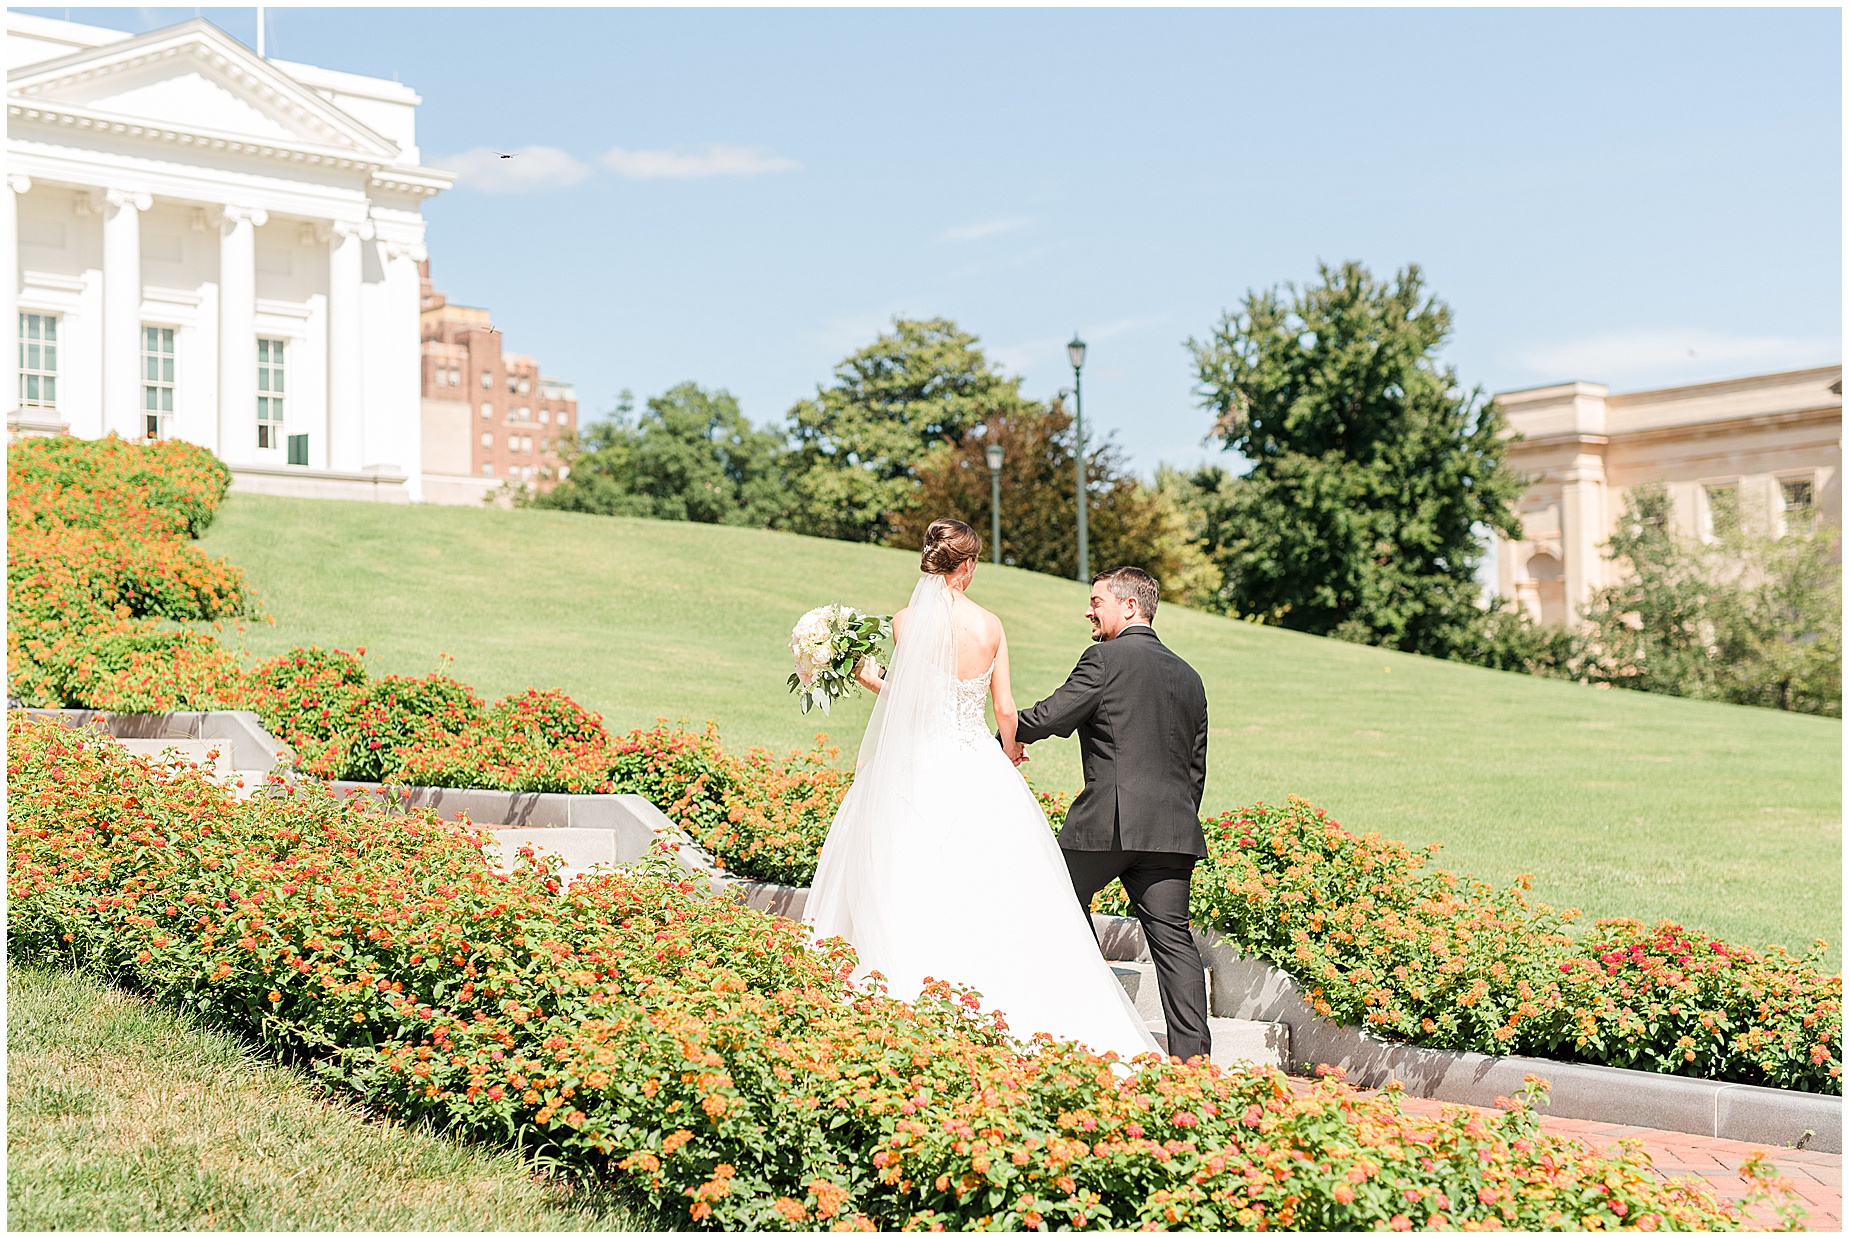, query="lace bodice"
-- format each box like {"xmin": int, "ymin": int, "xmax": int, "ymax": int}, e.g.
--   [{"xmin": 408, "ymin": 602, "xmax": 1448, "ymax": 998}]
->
[{"xmin": 950, "ymin": 667, "xmax": 994, "ymax": 747}]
